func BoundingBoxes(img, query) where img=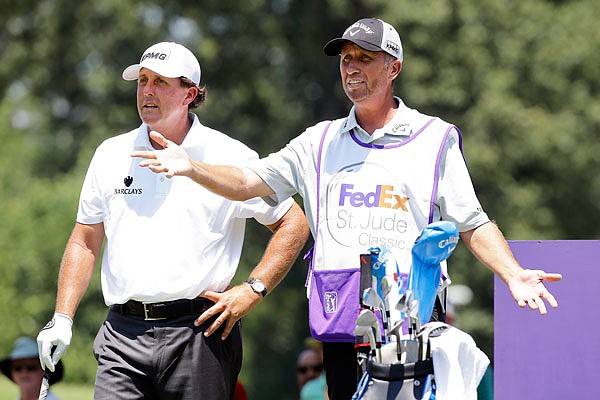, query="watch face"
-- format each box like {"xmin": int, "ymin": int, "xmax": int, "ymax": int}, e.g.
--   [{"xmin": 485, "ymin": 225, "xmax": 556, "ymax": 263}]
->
[
  {"xmin": 247, "ymin": 279, "xmax": 266, "ymax": 296},
  {"xmin": 253, "ymin": 281, "xmax": 266, "ymax": 292}
]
